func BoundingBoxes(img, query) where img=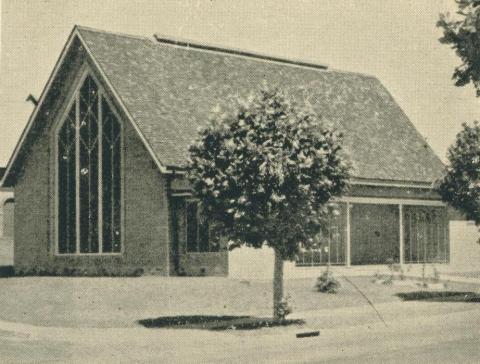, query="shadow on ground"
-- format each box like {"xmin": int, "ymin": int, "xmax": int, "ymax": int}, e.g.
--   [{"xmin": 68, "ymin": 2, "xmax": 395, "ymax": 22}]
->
[
  {"xmin": 138, "ymin": 315, "xmax": 305, "ymax": 330},
  {"xmin": 397, "ymin": 291, "xmax": 480, "ymax": 302}
]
